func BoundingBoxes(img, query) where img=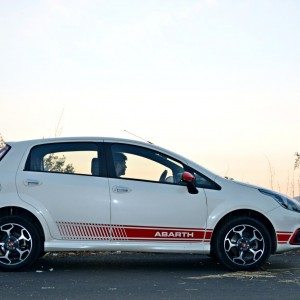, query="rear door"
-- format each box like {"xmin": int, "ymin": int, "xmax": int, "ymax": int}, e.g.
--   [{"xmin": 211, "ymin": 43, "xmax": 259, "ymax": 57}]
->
[{"xmin": 16, "ymin": 141, "xmax": 111, "ymax": 240}]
